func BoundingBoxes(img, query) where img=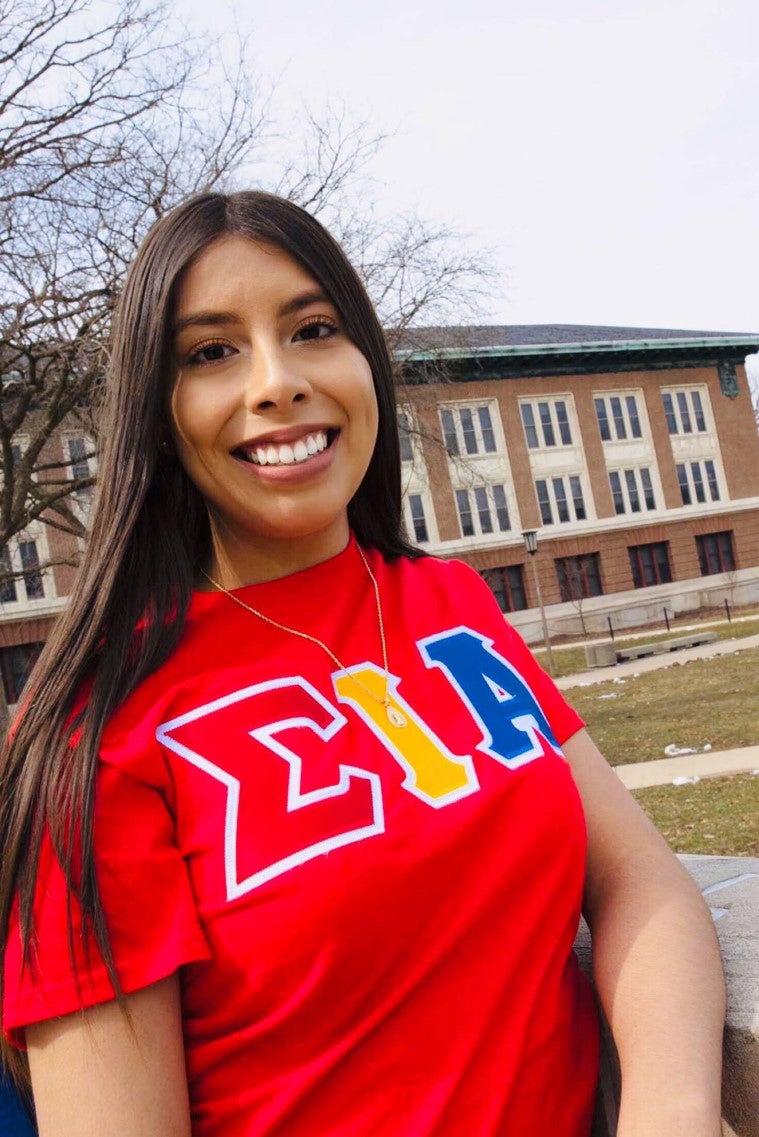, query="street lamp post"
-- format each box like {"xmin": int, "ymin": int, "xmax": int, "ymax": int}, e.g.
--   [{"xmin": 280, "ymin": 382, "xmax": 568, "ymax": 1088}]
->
[{"xmin": 522, "ymin": 529, "xmax": 555, "ymax": 676}]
